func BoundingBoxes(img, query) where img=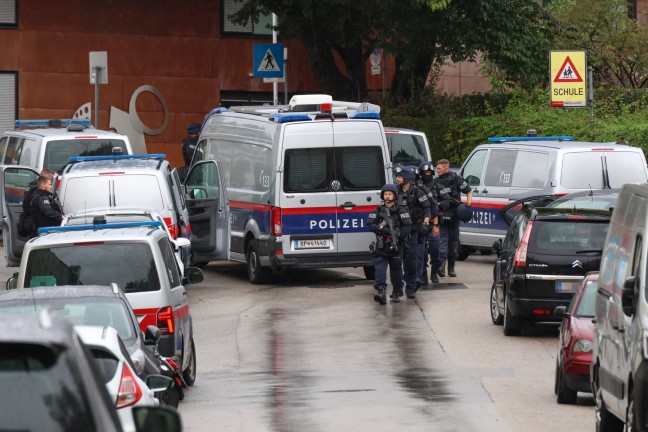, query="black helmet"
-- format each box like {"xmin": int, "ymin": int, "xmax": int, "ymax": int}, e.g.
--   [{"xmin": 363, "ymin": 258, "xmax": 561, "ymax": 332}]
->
[
  {"xmin": 187, "ymin": 122, "xmax": 201, "ymax": 135},
  {"xmin": 418, "ymin": 161, "xmax": 435, "ymax": 176},
  {"xmin": 394, "ymin": 165, "xmax": 416, "ymax": 183},
  {"xmin": 456, "ymin": 203, "xmax": 474, "ymax": 223},
  {"xmin": 380, "ymin": 183, "xmax": 398, "ymax": 201}
]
